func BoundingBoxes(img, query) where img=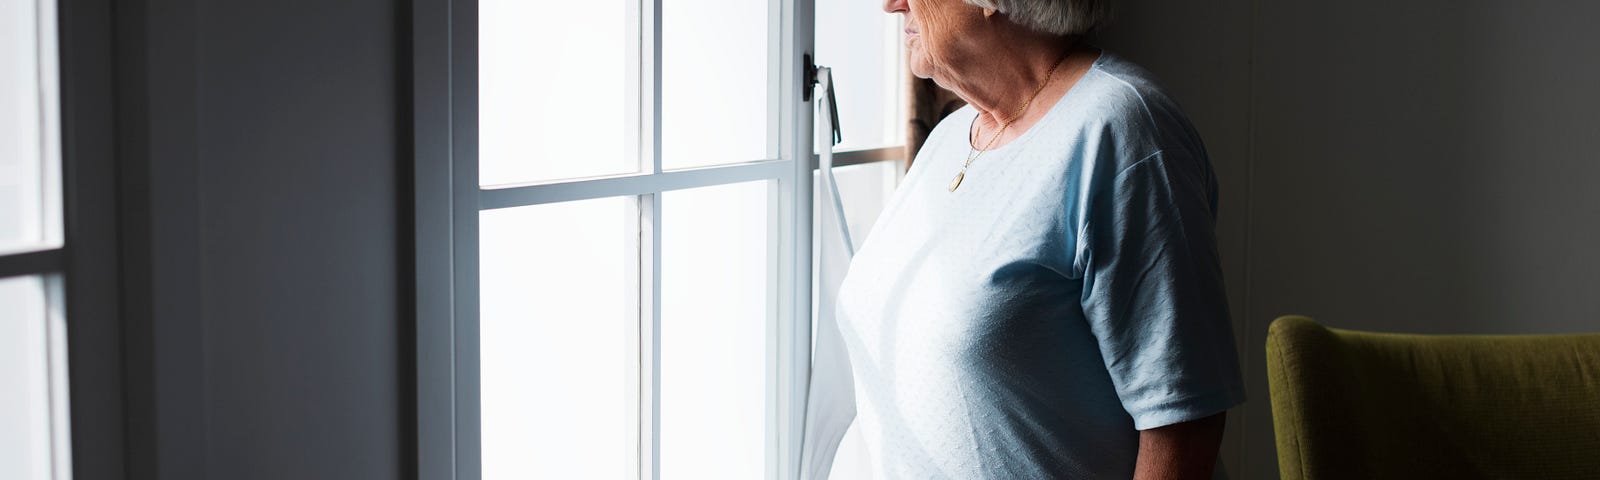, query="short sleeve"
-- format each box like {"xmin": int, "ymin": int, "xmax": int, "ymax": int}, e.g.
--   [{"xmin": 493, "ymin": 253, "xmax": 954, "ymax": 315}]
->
[{"xmin": 1077, "ymin": 149, "xmax": 1246, "ymax": 430}]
